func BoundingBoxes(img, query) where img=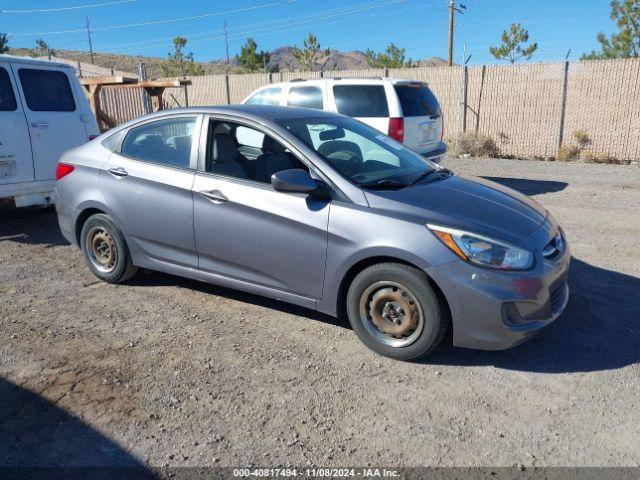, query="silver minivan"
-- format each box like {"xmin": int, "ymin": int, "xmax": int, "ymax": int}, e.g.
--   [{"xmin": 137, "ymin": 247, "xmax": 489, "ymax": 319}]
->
[
  {"xmin": 243, "ymin": 78, "xmax": 446, "ymax": 162},
  {"xmin": 56, "ymin": 105, "xmax": 569, "ymax": 360}
]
